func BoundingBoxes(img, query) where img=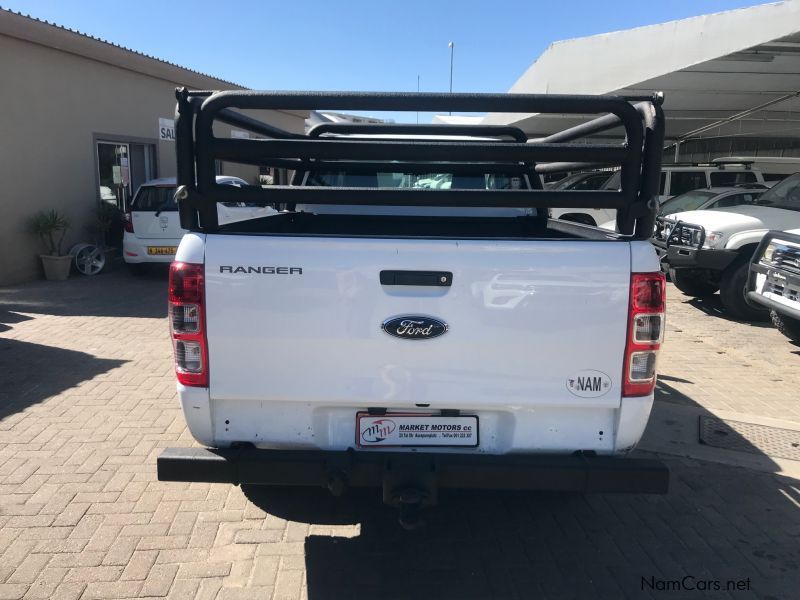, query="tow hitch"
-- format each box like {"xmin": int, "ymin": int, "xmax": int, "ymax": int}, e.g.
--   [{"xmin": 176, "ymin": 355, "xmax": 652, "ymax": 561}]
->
[{"xmin": 382, "ymin": 457, "xmax": 438, "ymax": 529}]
